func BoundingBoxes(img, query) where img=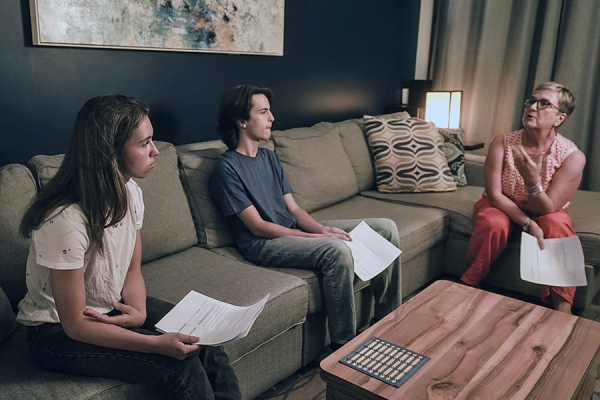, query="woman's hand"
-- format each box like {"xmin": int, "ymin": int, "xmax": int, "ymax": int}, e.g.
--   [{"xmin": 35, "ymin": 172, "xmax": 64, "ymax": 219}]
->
[
  {"xmin": 528, "ymin": 220, "xmax": 546, "ymax": 250},
  {"xmin": 151, "ymin": 333, "xmax": 202, "ymax": 360},
  {"xmin": 511, "ymin": 145, "xmax": 542, "ymax": 186},
  {"xmin": 84, "ymin": 301, "xmax": 146, "ymax": 328}
]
